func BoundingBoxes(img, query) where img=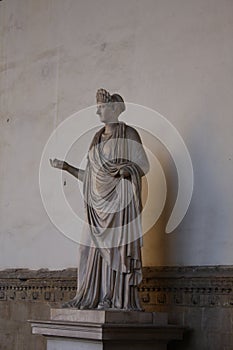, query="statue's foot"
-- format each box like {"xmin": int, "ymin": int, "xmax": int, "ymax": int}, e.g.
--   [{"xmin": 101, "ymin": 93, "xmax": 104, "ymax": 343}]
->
[
  {"xmin": 62, "ymin": 297, "xmax": 81, "ymax": 308},
  {"xmin": 97, "ymin": 299, "xmax": 111, "ymax": 310},
  {"xmin": 62, "ymin": 300, "xmax": 75, "ymax": 308}
]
